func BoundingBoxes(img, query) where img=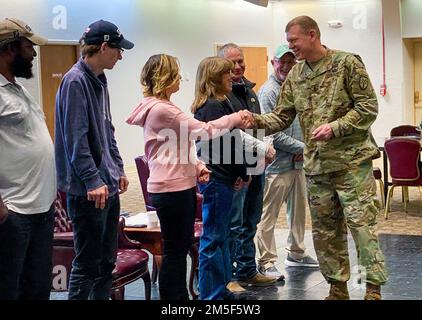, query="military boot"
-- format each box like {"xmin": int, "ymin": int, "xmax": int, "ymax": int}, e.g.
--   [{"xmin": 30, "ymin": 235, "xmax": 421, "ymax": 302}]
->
[
  {"xmin": 324, "ymin": 281, "xmax": 350, "ymax": 300},
  {"xmin": 364, "ymin": 283, "xmax": 381, "ymax": 300}
]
